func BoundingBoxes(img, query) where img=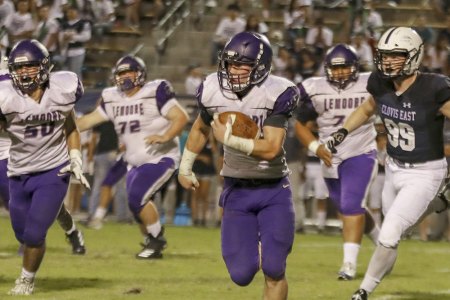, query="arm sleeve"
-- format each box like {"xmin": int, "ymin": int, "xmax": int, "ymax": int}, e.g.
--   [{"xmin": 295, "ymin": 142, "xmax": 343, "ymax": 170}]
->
[
  {"xmin": 196, "ymin": 83, "xmax": 213, "ymax": 126},
  {"xmin": 295, "ymin": 83, "xmax": 318, "ymax": 123},
  {"xmin": 264, "ymin": 86, "xmax": 299, "ymax": 129}
]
